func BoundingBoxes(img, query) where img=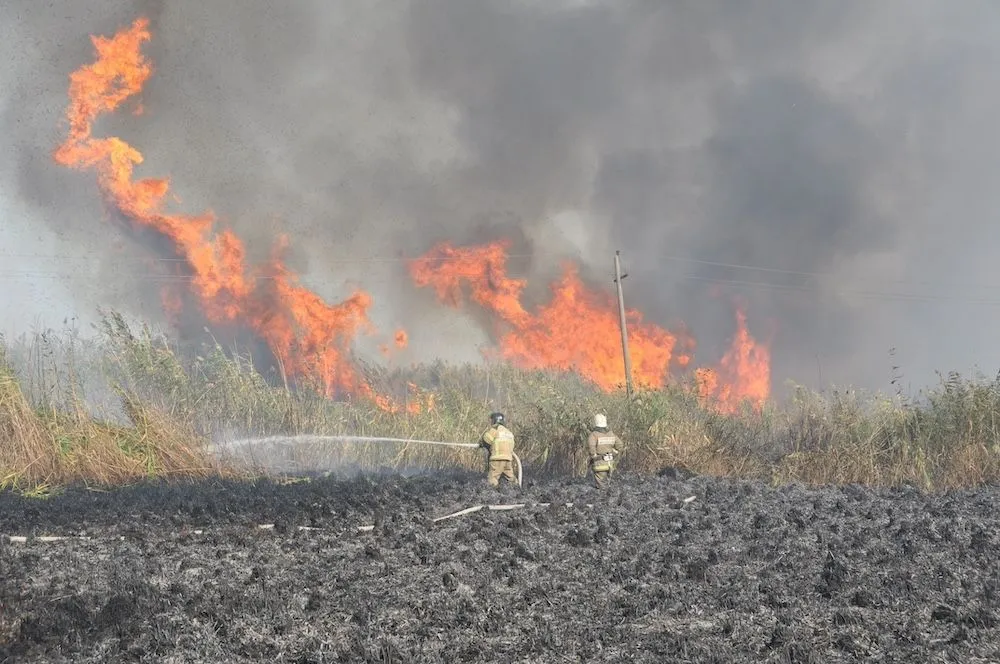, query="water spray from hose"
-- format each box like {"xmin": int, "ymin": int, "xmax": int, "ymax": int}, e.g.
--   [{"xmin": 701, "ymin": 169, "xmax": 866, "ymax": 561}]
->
[{"xmin": 213, "ymin": 434, "xmax": 523, "ymax": 486}]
